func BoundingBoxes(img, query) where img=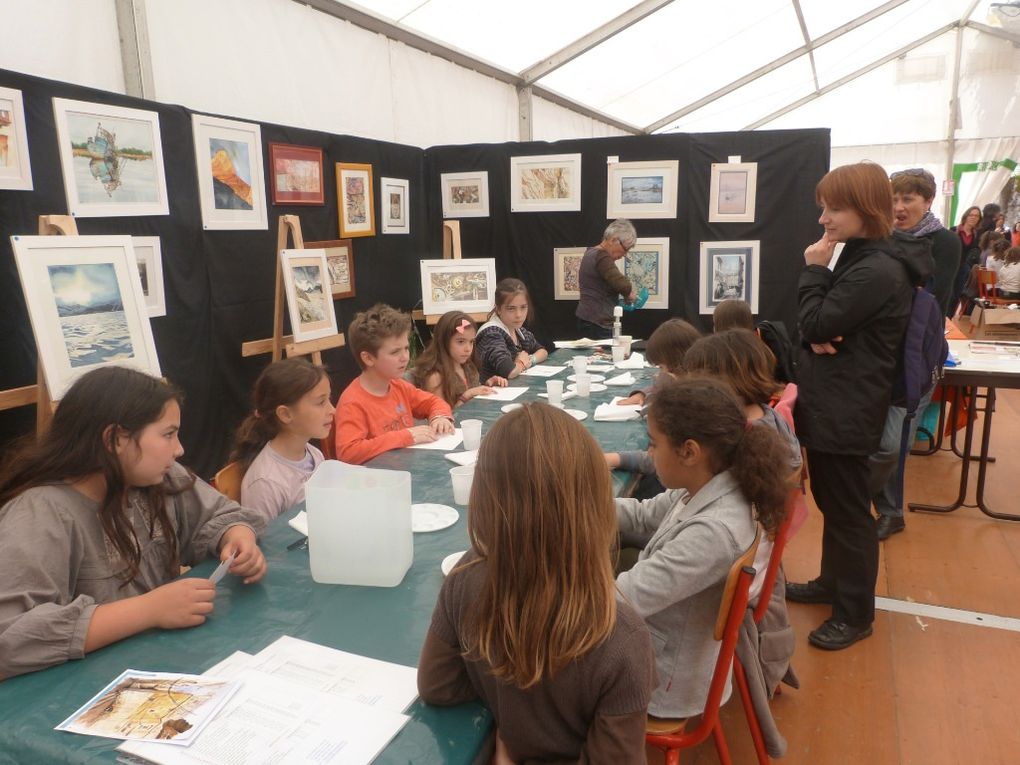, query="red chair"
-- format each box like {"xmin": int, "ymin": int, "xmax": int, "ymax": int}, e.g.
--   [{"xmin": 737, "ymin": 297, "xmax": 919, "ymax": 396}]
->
[{"xmin": 645, "ymin": 527, "xmax": 761, "ymax": 765}]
